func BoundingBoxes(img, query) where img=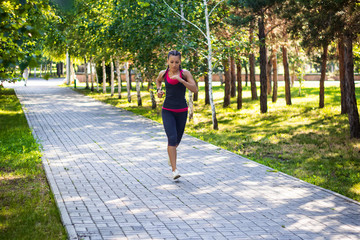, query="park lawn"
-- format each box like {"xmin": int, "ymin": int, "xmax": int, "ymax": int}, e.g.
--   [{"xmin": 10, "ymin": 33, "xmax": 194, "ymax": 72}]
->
[
  {"xmin": 0, "ymin": 88, "xmax": 67, "ymax": 240},
  {"xmin": 72, "ymin": 81, "xmax": 360, "ymax": 202}
]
